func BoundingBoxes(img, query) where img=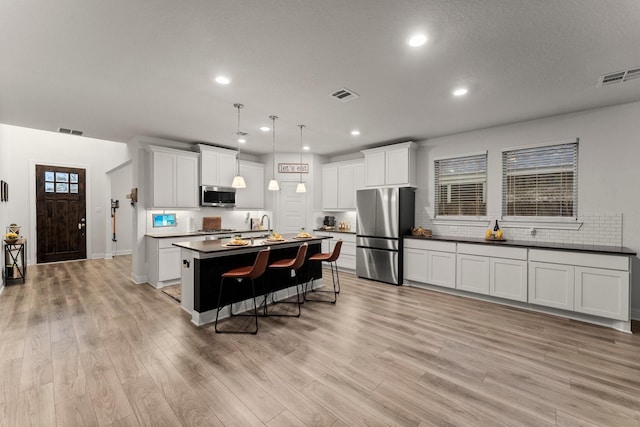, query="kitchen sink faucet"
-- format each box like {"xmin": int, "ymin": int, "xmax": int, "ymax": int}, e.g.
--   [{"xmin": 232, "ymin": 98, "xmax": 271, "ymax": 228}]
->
[{"xmin": 260, "ymin": 214, "xmax": 271, "ymax": 235}]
